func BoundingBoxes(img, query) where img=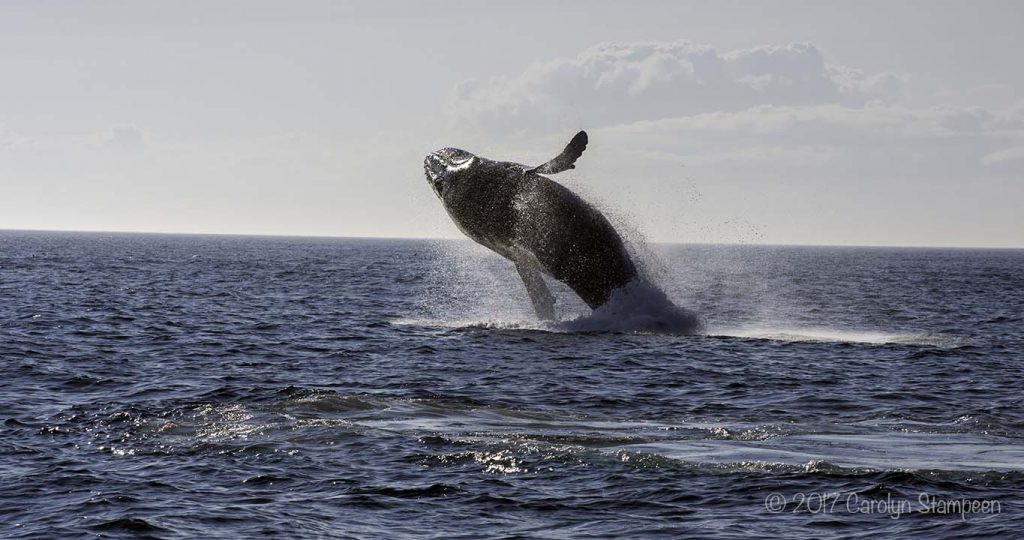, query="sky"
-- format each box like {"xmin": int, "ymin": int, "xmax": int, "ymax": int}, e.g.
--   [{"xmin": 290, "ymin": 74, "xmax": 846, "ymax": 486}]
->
[{"xmin": 1, "ymin": 0, "xmax": 1022, "ymax": 247}]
